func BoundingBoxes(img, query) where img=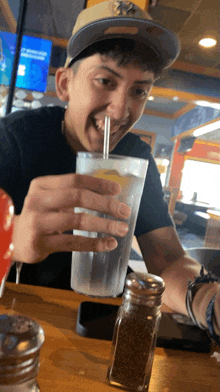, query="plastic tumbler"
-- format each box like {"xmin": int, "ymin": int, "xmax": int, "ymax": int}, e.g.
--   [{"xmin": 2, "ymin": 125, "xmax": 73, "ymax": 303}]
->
[{"xmin": 71, "ymin": 152, "xmax": 148, "ymax": 297}]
